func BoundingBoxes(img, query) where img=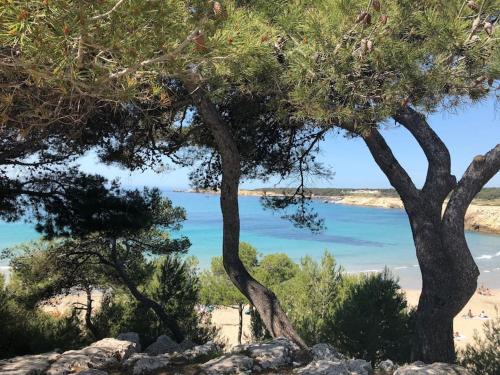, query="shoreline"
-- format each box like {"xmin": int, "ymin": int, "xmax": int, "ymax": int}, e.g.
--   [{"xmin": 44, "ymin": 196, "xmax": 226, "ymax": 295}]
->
[{"xmin": 183, "ymin": 189, "xmax": 500, "ymax": 235}]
